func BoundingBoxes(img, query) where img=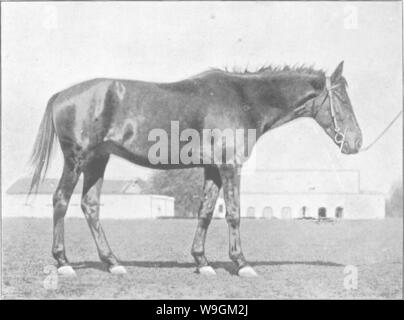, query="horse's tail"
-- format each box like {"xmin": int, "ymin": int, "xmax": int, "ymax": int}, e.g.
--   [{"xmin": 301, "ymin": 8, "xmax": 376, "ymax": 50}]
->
[{"xmin": 28, "ymin": 94, "xmax": 58, "ymax": 196}]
